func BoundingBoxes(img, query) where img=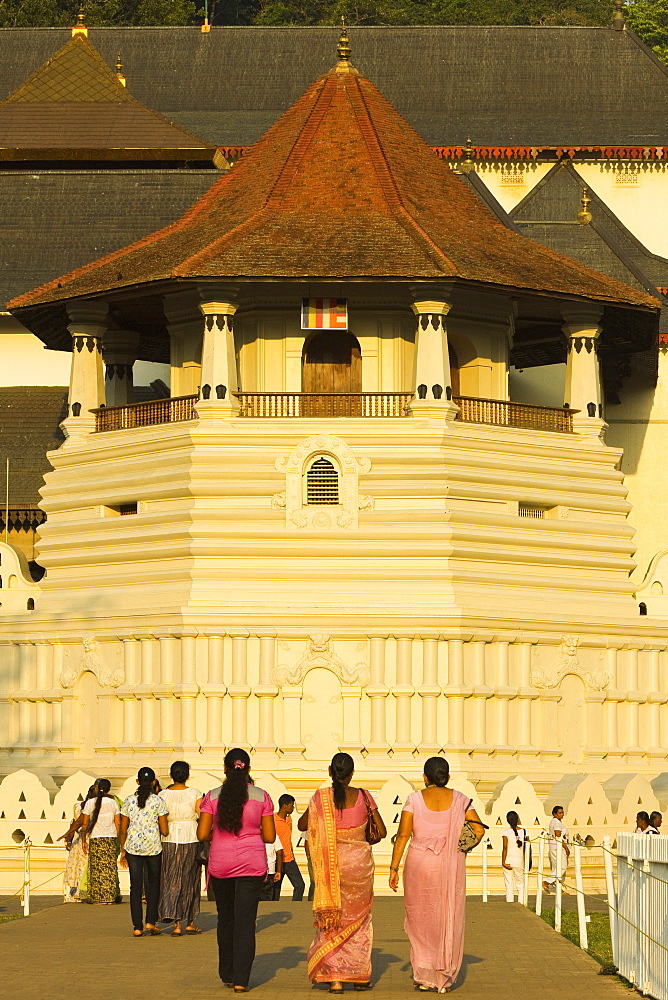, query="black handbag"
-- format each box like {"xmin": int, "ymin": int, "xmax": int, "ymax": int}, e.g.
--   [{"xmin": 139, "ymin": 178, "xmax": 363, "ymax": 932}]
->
[{"xmin": 361, "ymin": 789, "xmax": 383, "ymax": 845}]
